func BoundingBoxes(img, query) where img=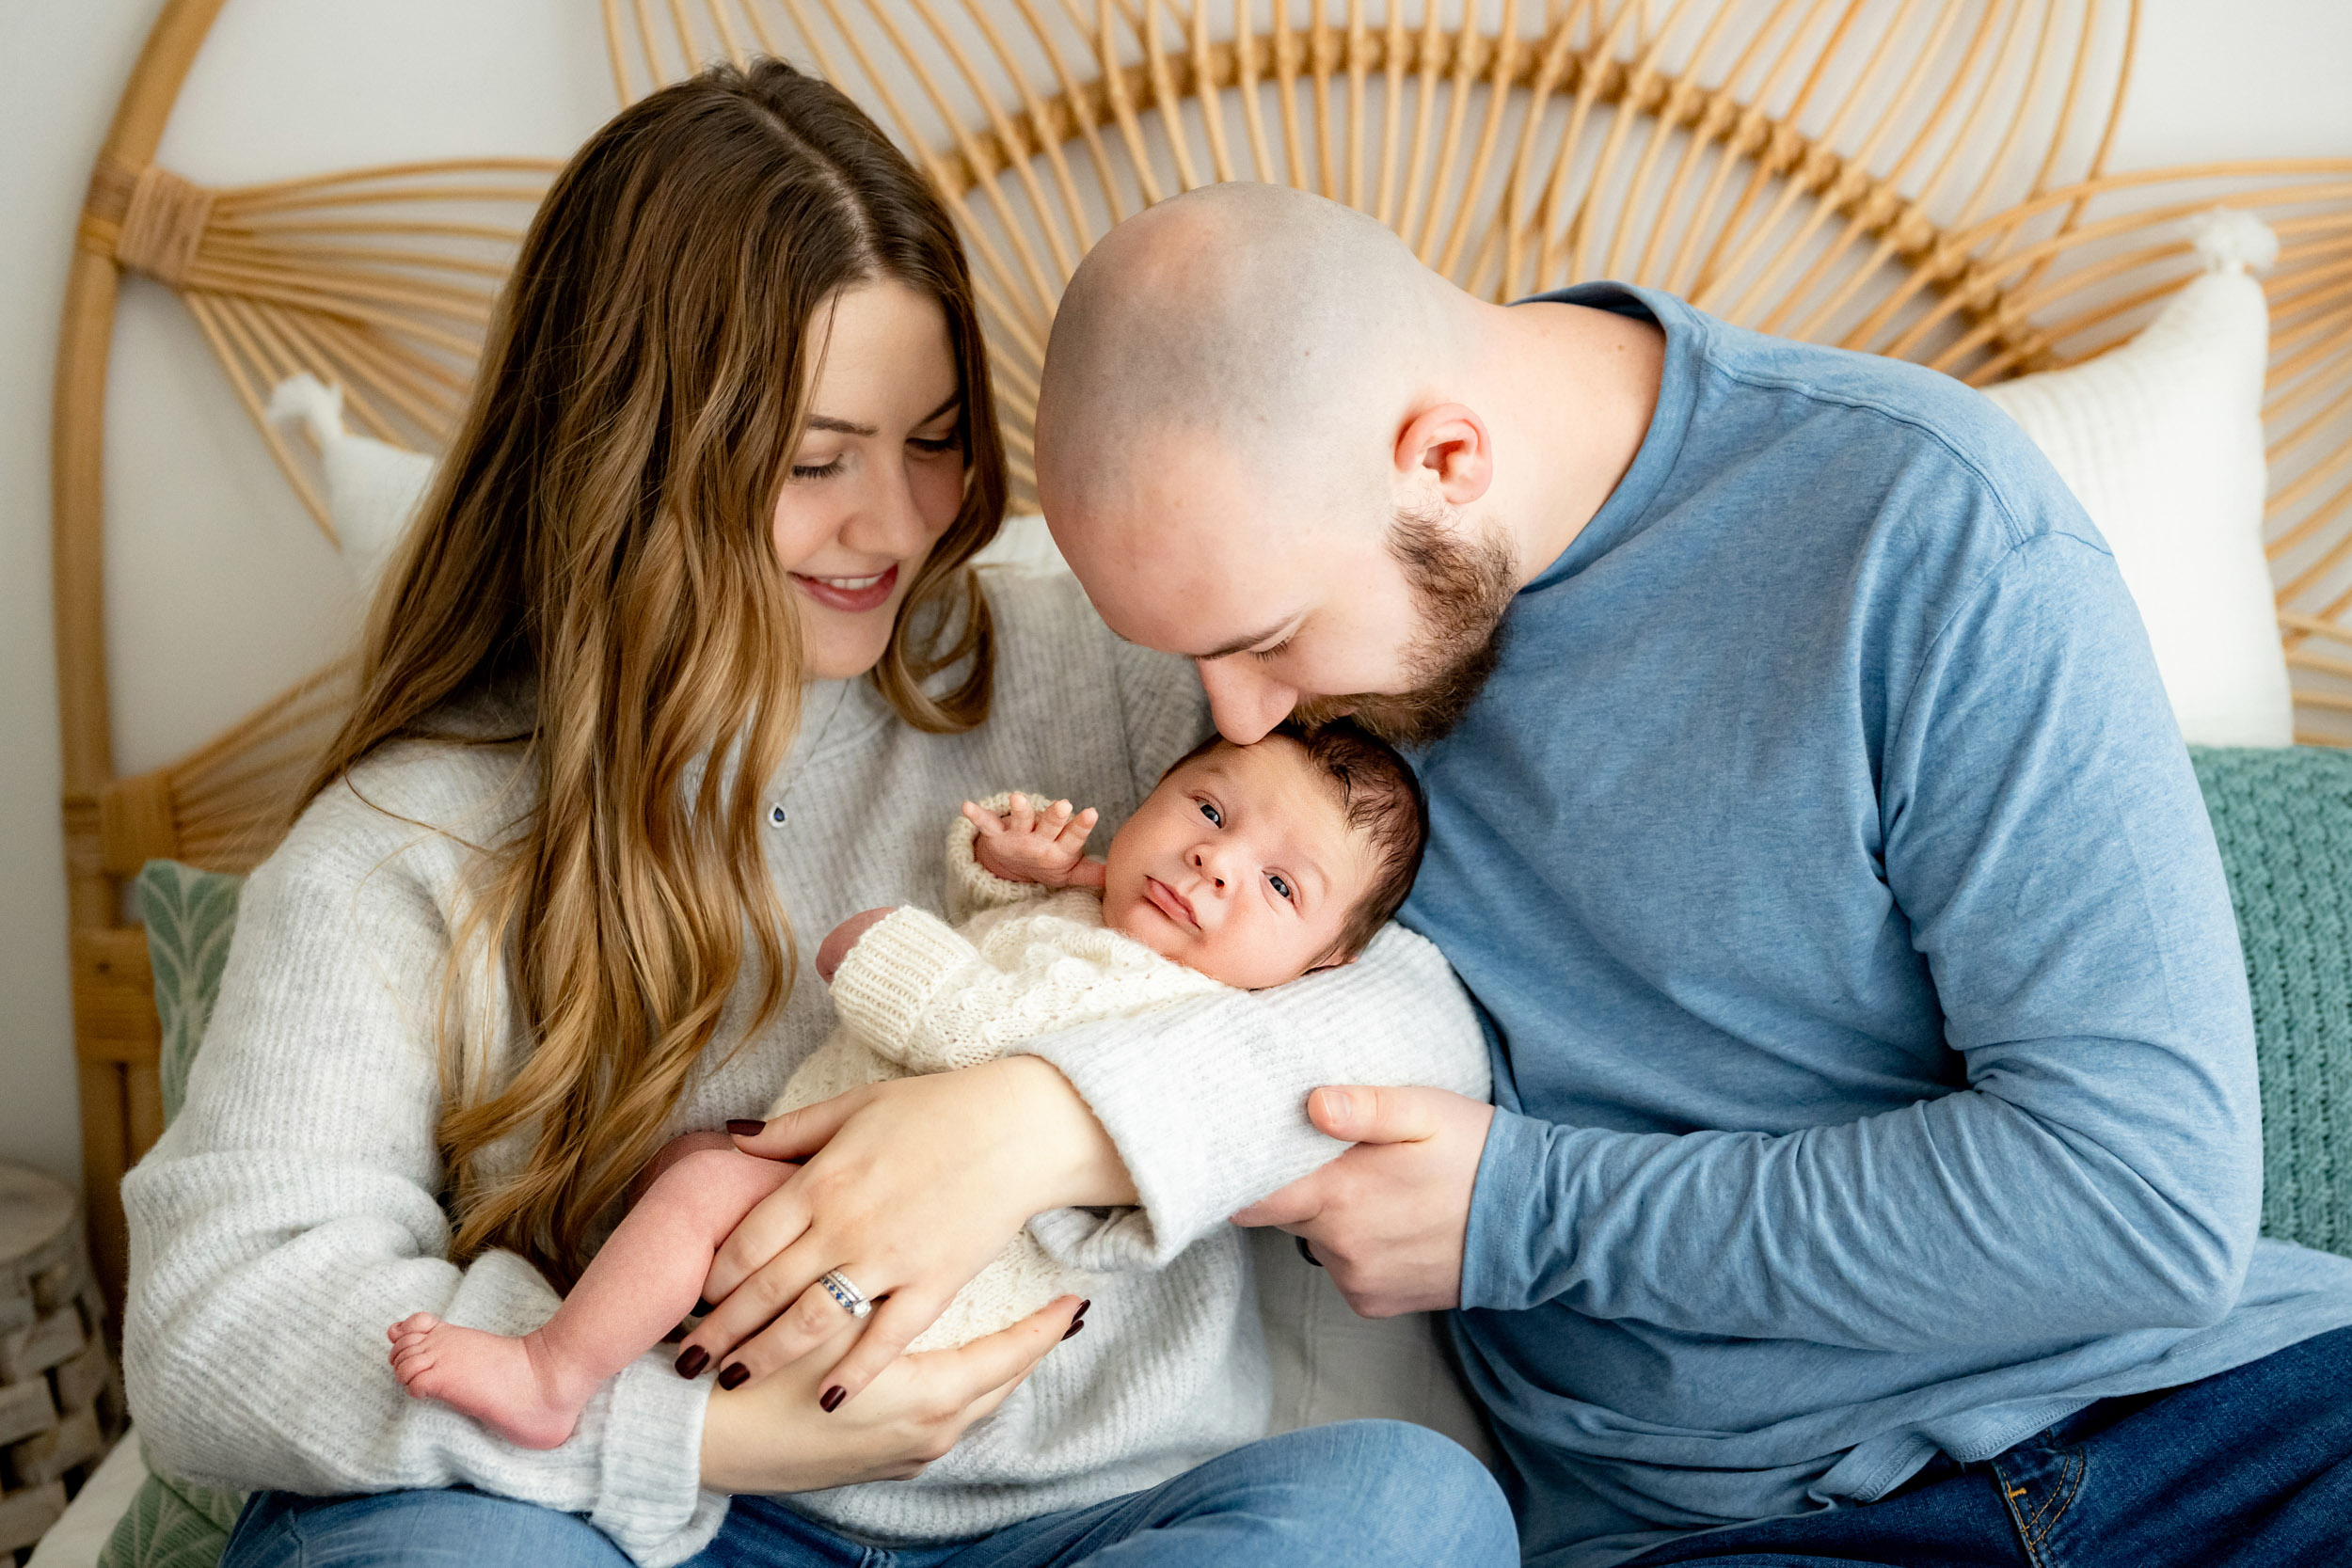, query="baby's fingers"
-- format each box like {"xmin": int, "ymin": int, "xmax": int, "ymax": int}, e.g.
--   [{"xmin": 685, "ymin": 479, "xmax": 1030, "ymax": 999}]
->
[
  {"xmin": 1005, "ymin": 794, "xmax": 1037, "ymax": 834},
  {"xmin": 961, "ymin": 801, "xmax": 1007, "ymax": 836},
  {"xmin": 1056, "ymin": 806, "xmax": 1099, "ymax": 850}
]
